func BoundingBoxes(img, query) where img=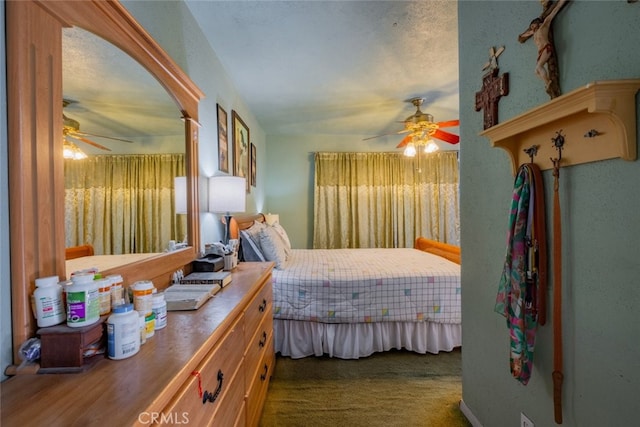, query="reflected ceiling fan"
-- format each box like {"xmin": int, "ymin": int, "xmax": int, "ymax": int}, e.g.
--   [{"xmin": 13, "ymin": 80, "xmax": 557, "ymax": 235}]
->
[
  {"xmin": 364, "ymin": 97, "xmax": 459, "ymax": 155},
  {"xmin": 63, "ymin": 99, "xmax": 133, "ymax": 158}
]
